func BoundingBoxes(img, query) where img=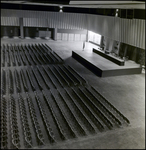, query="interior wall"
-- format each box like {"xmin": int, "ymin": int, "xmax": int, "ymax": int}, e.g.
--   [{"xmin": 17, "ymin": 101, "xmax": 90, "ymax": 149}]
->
[
  {"xmin": 87, "ymin": 15, "xmax": 145, "ymax": 49},
  {"xmin": 88, "ymin": 31, "xmax": 102, "ymax": 46},
  {"xmin": 103, "ymin": 37, "xmax": 113, "ymax": 52},
  {"xmin": 118, "ymin": 43, "xmax": 145, "ymax": 65},
  {"xmin": 1, "ymin": 9, "xmax": 145, "ymax": 49},
  {"xmin": 1, "ymin": 9, "xmax": 87, "ymax": 29},
  {"xmin": 23, "ymin": 27, "xmax": 53, "ymax": 38},
  {"xmin": 57, "ymin": 29, "xmax": 87, "ymax": 41},
  {"xmin": 57, "ymin": 33, "xmax": 86, "ymax": 41},
  {"xmin": 1, "ymin": 17, "xmax": 19, "ymax": 26},
  {"xmin": 24, "ymin": 27, "xmax": 39, "ymax": 37},
  {"xmin": 39, "ymin": 31, "xmax": 51, "ymax": 38},
  {"xmin": 1, "ymin": 26, "xmax": 20, "ymax": 37}
]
